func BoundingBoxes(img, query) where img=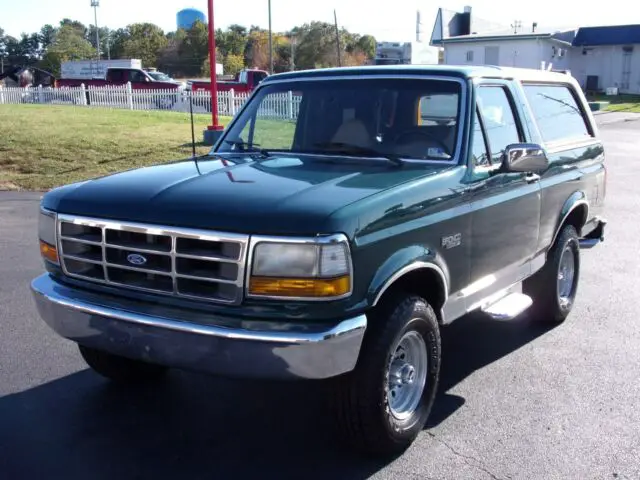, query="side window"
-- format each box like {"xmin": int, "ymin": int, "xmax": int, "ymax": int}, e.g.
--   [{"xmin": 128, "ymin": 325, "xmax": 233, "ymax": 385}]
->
[
  {"xmin": 107, "ymin": 69, "xmax": 123, "ymax": 82},
  {"xmin": 477, "ymin": 86, "xmax": 521, "ymax": 163},
  {"xmin": 523, "ymin": 84, "xmax": 592, "ymax": 144},
  {"xmin": 471, "ymin": 110, "xmax": 490, "ymax": 166},
  {"xmin": 253, "ymin": 71, "xmax": 268, "ymax": 84},
  {"xmin": 129, "ymin": 70, "xmax": 147, "ymax": 83}
]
